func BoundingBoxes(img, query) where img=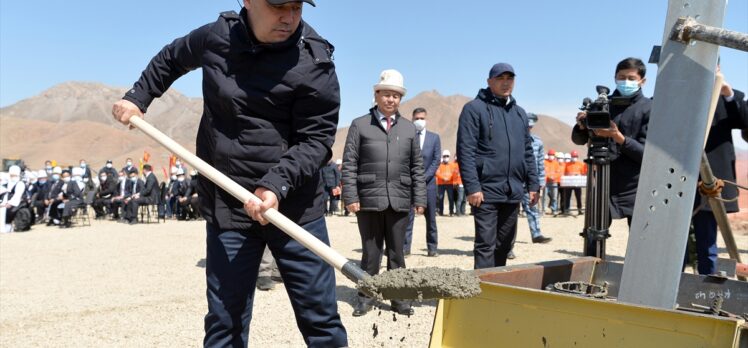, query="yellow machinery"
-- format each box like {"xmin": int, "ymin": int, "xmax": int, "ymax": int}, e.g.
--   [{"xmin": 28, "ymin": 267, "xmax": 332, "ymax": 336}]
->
[{"xmin": 429, "ymin": 258, "xmax": 748, "ymax": 347}]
